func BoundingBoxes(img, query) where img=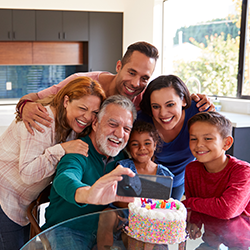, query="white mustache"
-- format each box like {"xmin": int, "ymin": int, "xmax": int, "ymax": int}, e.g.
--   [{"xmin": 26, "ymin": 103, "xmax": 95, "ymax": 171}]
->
[{"xmin": 107, "ymin": 135, "xmax": 124, "ymax": 145}]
